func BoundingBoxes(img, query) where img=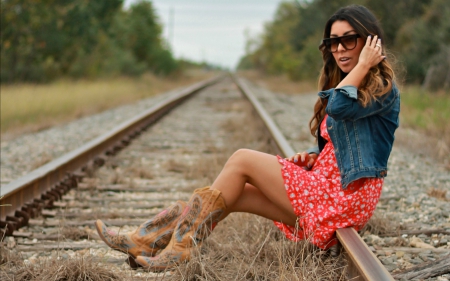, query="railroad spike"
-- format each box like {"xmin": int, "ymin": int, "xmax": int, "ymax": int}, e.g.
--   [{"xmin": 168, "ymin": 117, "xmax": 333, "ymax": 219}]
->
[
  {"xmin": 6, "ymin": 216, "xmax": 23, "ymax": 228},
  {"xmin": 41, "ymin": 194, "xmax": 55, "ymax": 207},
  {"xmin": 94, "ymin": 157, "xmax": 105, "ymax": 167},
  {"xmin": 50, "ymin": 188, "xmax": 63, "ymax": 198},
  {"xmin": 55, "ymin": 184, "xmax": 70, "ymax": 194},
  {"xmin": 15, "ymin": 210, "xmax": 30, "ymax": 225},
  {"xmin": 32, "ymin": 199, "xmax": 46, "ymax": 212},
  {"xmin": 22, "ymin": 205, "xmax": 36, "ymax": 218},
  {"xmin": 63, "ymin": 175, "xmax": 78, "ymax": 187},
  {"xmin": 0, "ymin": 220, "xmax": 17, "ymax": 236}
]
